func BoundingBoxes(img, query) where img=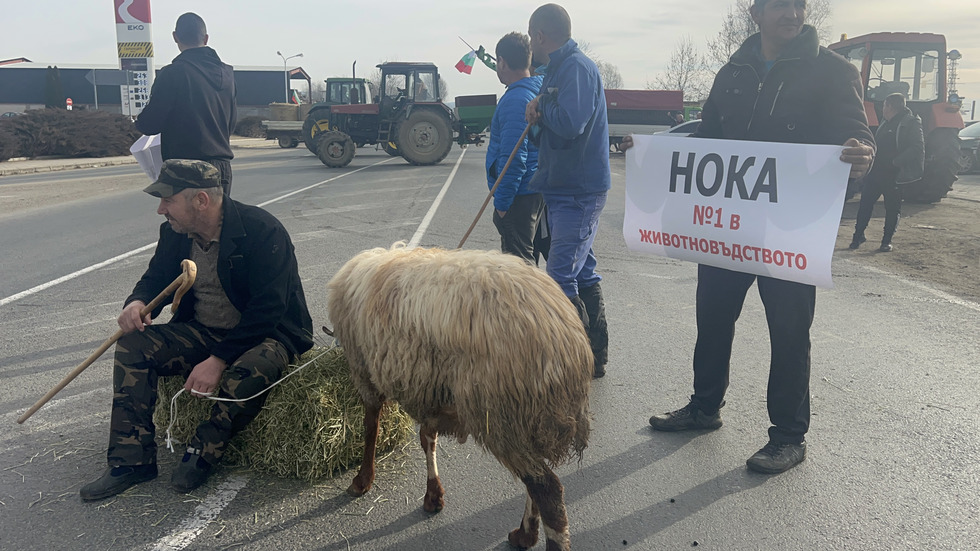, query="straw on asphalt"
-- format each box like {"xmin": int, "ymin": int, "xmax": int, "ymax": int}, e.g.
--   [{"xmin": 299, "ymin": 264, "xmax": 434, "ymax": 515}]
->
[{"xmin": 153, "ymin": 346, "xmax": 416, "ymax": 481}]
